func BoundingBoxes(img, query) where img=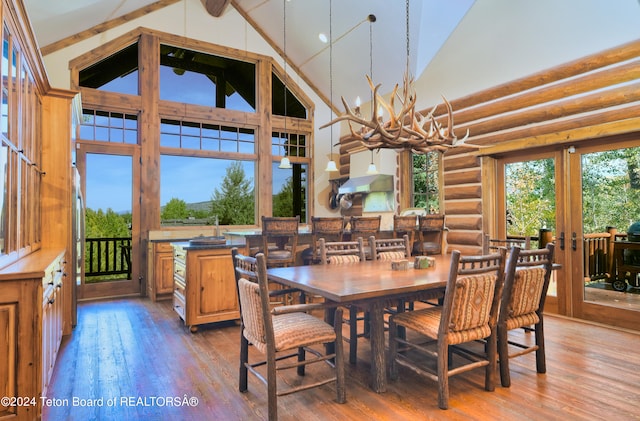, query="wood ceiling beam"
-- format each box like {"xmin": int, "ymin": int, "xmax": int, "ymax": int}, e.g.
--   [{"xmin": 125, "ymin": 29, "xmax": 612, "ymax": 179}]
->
[
  {"xmin": 40, "ymin": 0, "xmax": 181, "ymax": 56},
  {"xmin": 200, "ymin": 0, "xmax": 231, "ymax": 17}
]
